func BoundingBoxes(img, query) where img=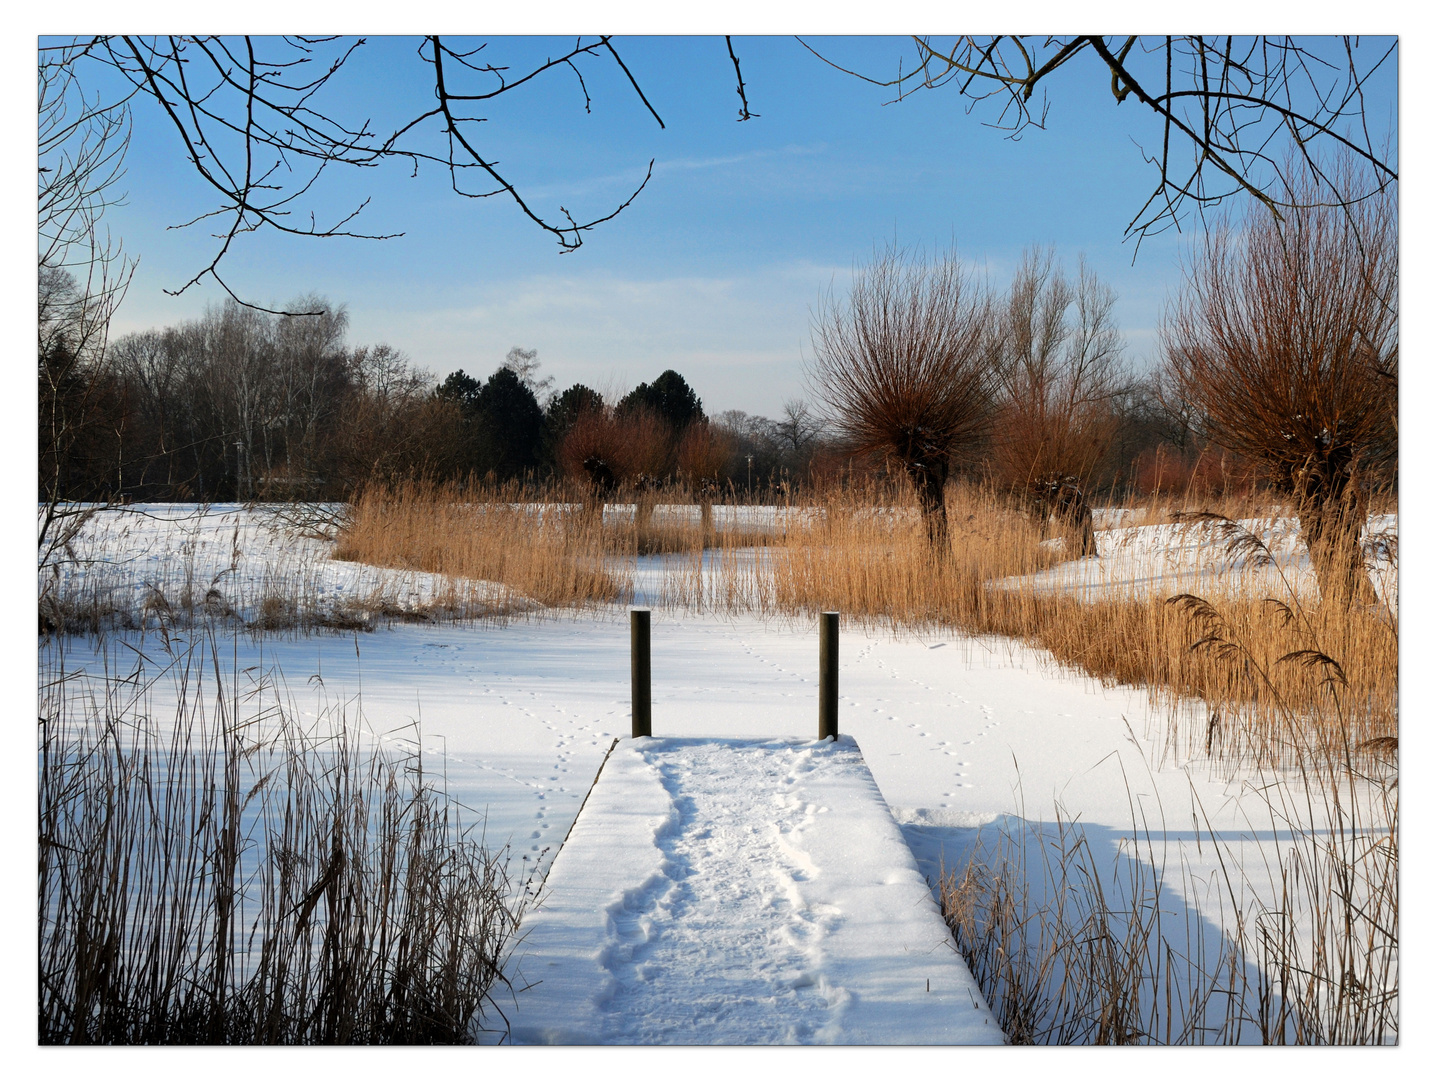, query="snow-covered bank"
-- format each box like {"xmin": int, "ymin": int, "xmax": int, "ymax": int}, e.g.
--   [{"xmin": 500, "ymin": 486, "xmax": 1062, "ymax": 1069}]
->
[
  {"xmin": 40, "ymin": 504, "xmax": 523, "ymax": 628},
  {"xmin": 507, "ymin": 736, "xmax": 1001, "ymax": 1045},
  {"xmin": 996, "ymin": 514, "xmax": 1397, "ymax": 609}
]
